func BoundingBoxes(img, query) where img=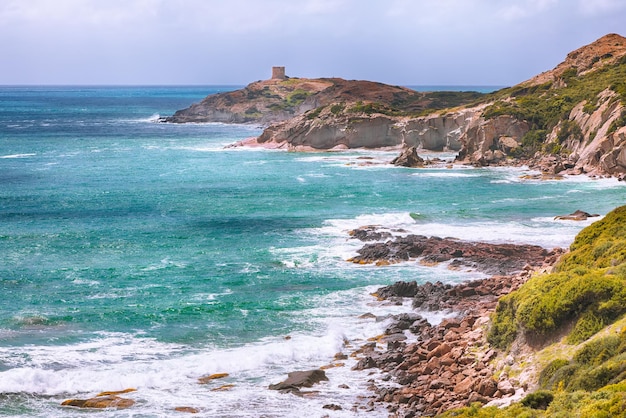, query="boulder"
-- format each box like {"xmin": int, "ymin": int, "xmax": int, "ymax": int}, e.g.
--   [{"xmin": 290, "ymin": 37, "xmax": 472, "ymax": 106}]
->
[
  {"xmin": 61, "ymin": 395, "xmax": 135, "ymax": 409},
  {"xmin": 198, "ymin": 372, "xmax": 229, "ymax": 384},
  {"xmin": 269, "ymin": 369, "xmax": 329, "ymax": 391},
  {"xmin": 391, "ymin": 146, "xmax": 425, "ymax": 167},
  {"xmin": 554, "ymin": 210, "xmax": 600, "ymax": 221}
]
